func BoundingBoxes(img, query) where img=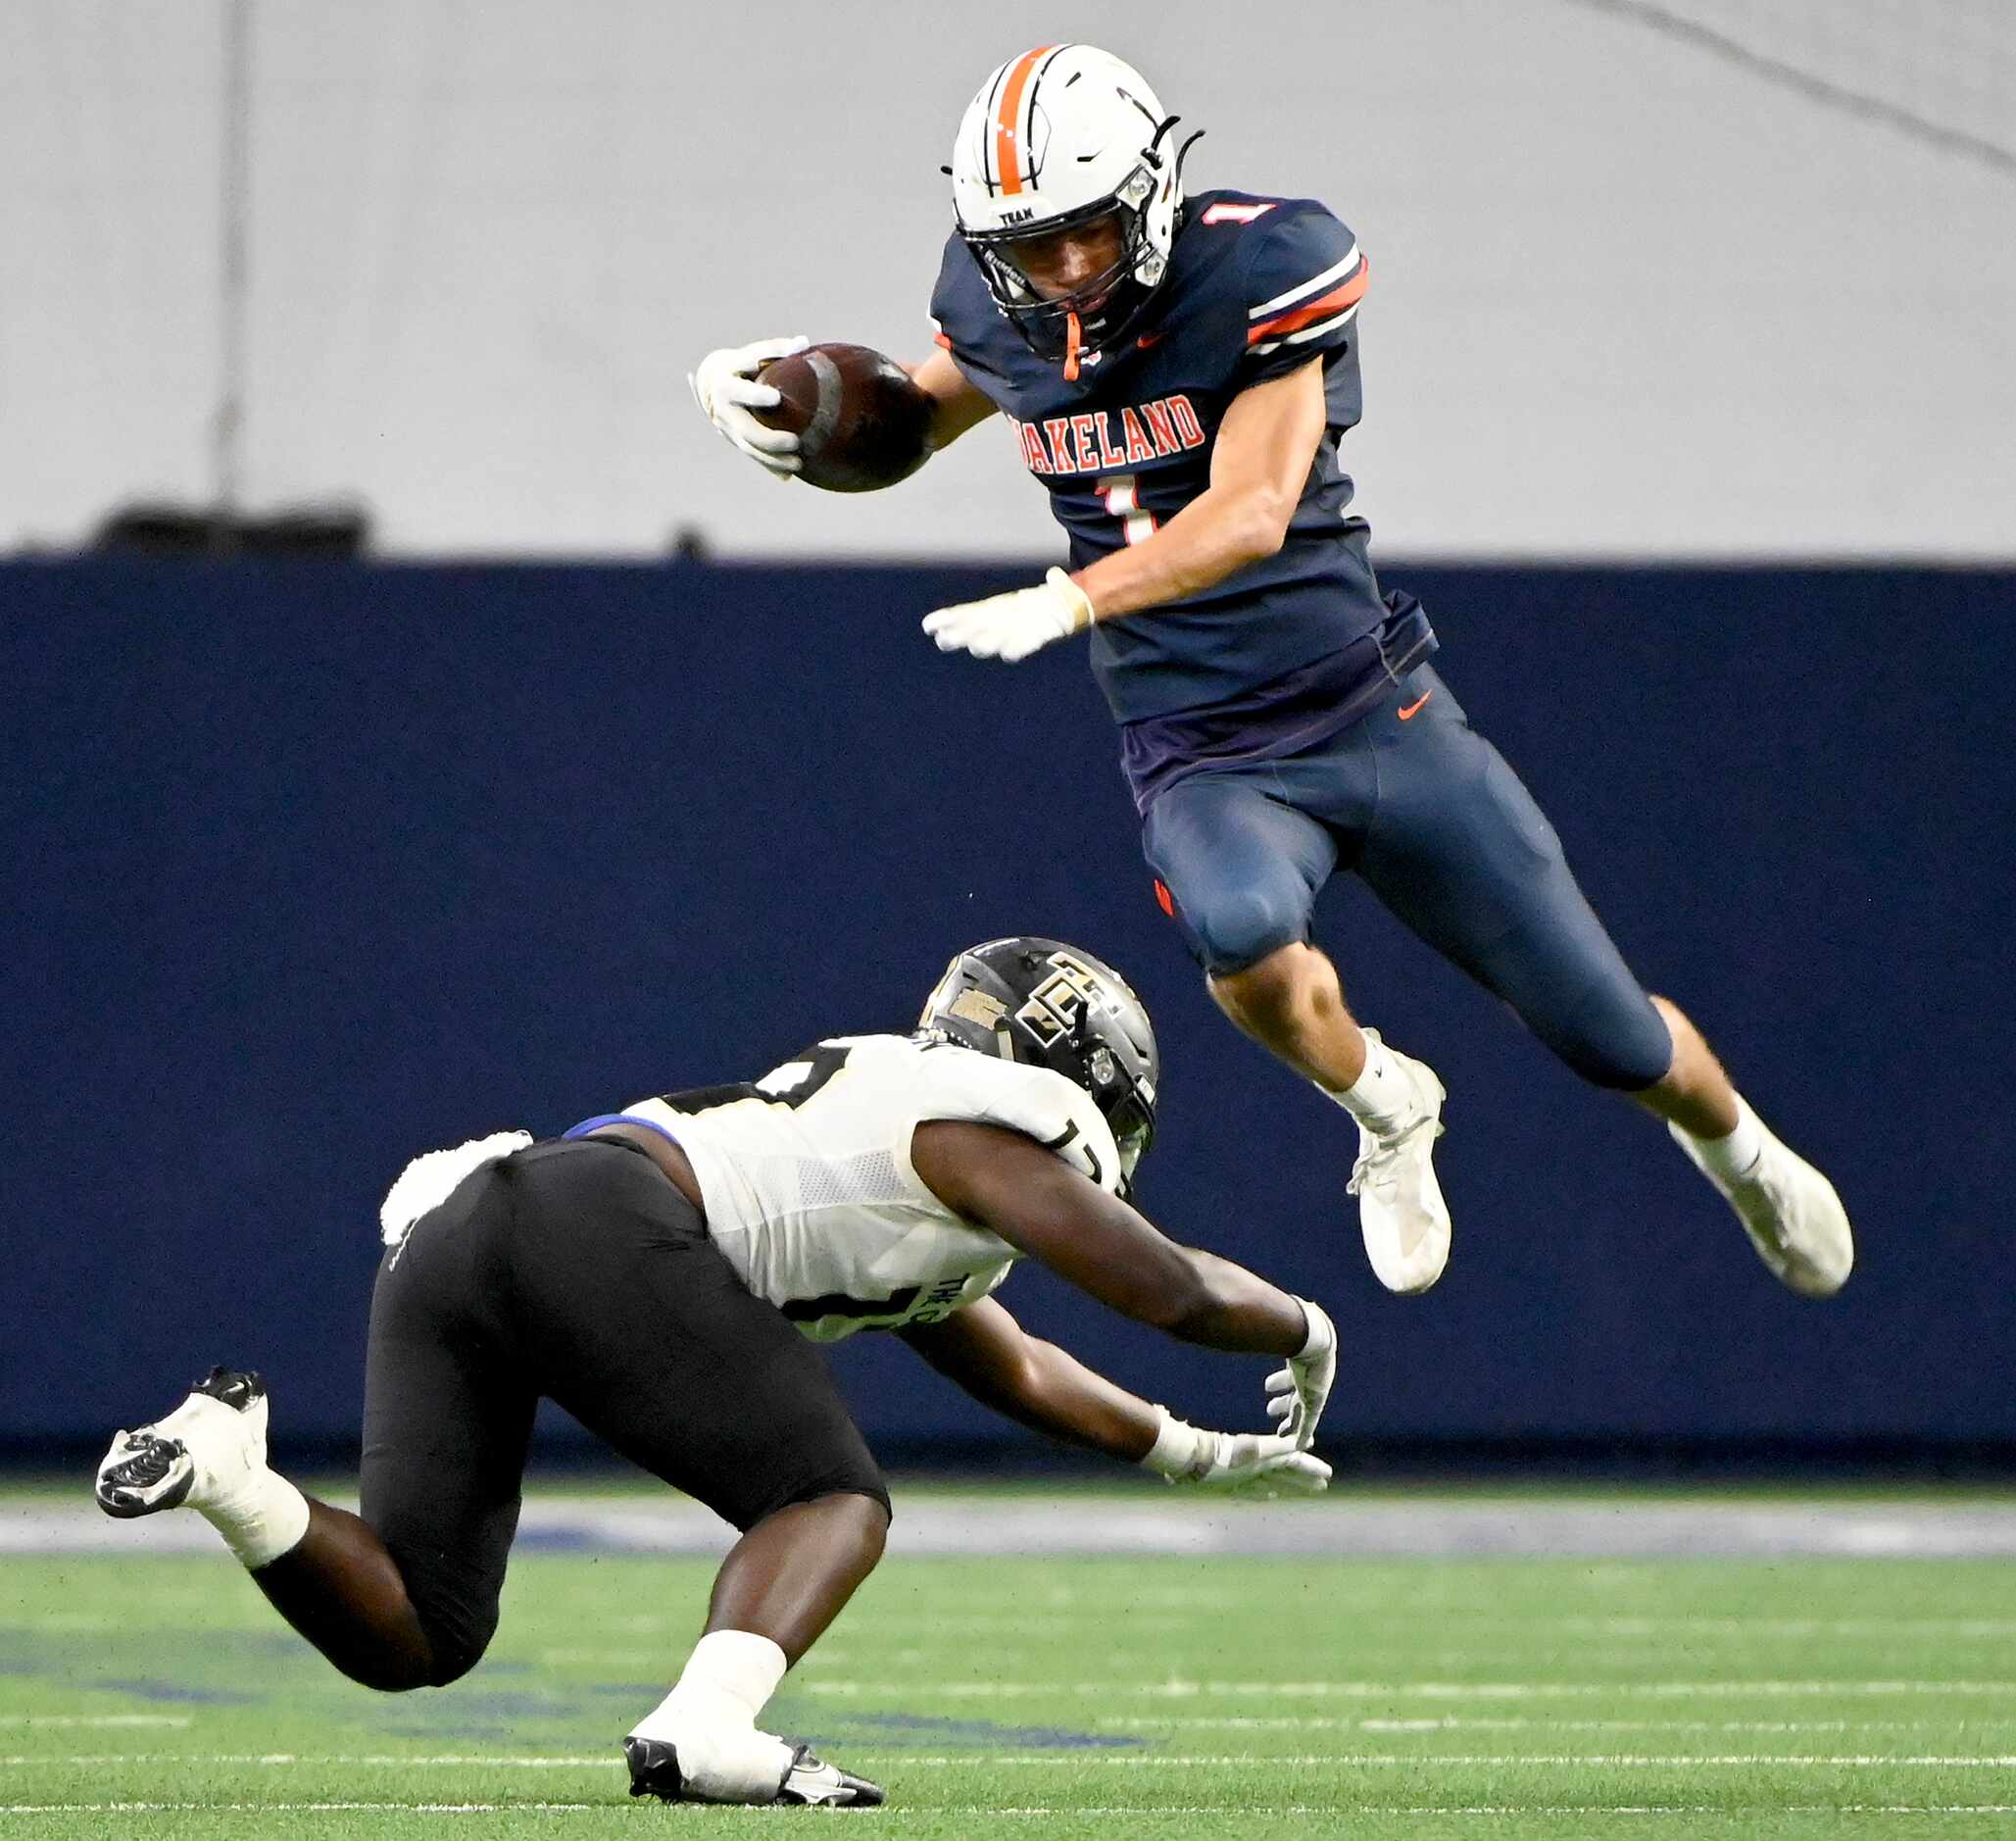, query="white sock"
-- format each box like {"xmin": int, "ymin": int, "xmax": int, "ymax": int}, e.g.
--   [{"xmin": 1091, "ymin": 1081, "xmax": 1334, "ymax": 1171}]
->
[
  {"xmin": 1321, "ymin": 1030, "xmax": 1413, "ymax": 1132},
  {"xmin": 1680, "ymin": 1095, "xmax": 1766, "ymax": 1185},
  {"xmin": 630, "ymin": 1629, "xmax": 789, "ymax": 1741},
  {"xmin": 201, "ymin": 1469, "xmax": 311, "ymax": 1571}
]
